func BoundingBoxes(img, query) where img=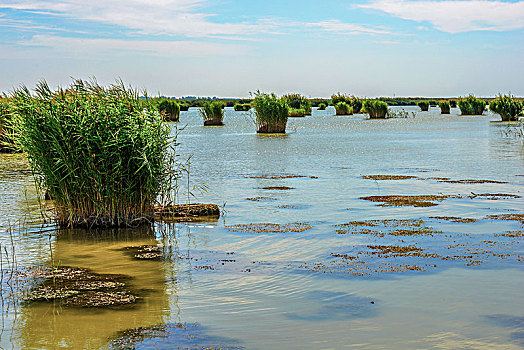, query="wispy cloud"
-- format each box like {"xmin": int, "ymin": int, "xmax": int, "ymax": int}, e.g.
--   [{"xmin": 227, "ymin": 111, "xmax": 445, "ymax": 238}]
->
[
  {"xmin": 308, "ymin": 19, "xmax": 392, "ymax": 35},
  {"xmin": 359, "ymin": 0, "xmax": 524, "ymax": 33}
]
